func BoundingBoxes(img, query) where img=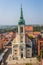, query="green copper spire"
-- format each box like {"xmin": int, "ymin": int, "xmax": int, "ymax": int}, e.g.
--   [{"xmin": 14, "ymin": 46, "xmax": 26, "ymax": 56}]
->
[
  {"xmin": 20, "ymin": 4, "xmax": 23, "ymax": 19},
  {"xmin": 18, "ymin": 5, "xmax": 25, "ymax": 25}
]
